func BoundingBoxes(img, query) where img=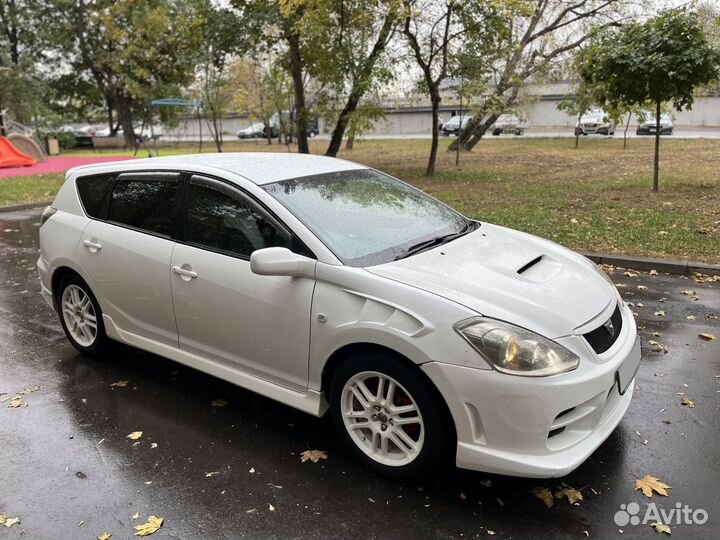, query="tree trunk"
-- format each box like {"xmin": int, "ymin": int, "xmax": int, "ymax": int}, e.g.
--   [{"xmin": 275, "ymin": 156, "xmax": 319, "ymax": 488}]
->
[
  {"xmin": 287, "ymin": 33, "xmax": 309, "ymax": 154},
  {"xmin": 426, "ymin": 91, "xmax": 441, "ymax": 176},
  {"xmin": 325, "ymin": 92, "xmax": 360, "ymax": 157},
  {"xmin": 575, "ymin": 114, "xmax": 580, "ymax": 148},
  {"xmin": 449, "ymin": 113, "xmax": 500, "ymax": 152},
  {"xmin": 115, "ymin": 95, "xmax": 135, "ymax": 148},
  {"xmin": 345, "ymin": 133, "xmax": 354, "ymax": 150},
  {"xmin": 623, "ymin": 112, "xmax": 631, "ymax": 149},
  {"xmin": 105, "ymin": 98, "xmax": 114, "ymax": 134},
  {"xmin": 653, "ymin": 99, "xmax": 660, "ymax": 192}
]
